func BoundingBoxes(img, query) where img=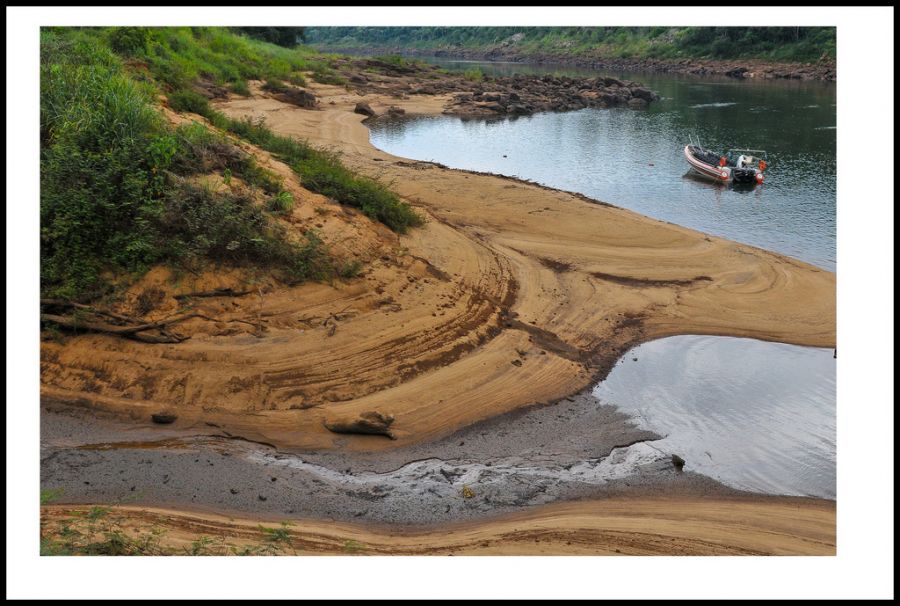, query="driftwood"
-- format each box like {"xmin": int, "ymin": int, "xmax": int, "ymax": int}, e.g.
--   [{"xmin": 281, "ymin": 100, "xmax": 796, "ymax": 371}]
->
[
  {"xmin": 40, "ymin": 312, "xmax": 199, "ymax": 344},
  {"xmin": 173, "ymin": 288, "xmax": 252, "ymax": 300},
  {"xmin": 40, "ymin": 299, "xmax": 142, "ymax": 324}
]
